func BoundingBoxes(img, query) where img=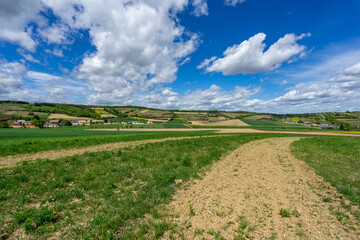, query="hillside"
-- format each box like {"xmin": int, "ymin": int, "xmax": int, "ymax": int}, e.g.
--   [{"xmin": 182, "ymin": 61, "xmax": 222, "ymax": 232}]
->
[{"xmin": 0, "ymin": 101, "xmax": 359, "ymax": 130}]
